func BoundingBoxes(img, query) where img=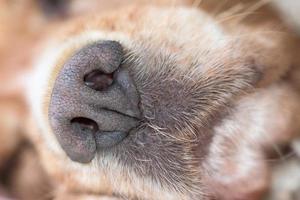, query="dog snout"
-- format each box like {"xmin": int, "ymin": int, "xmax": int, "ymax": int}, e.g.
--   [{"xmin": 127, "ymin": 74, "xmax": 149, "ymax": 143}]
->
[{"xmin": 49, "ymin": 41, "xmax": 141, "ymax": 163}]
